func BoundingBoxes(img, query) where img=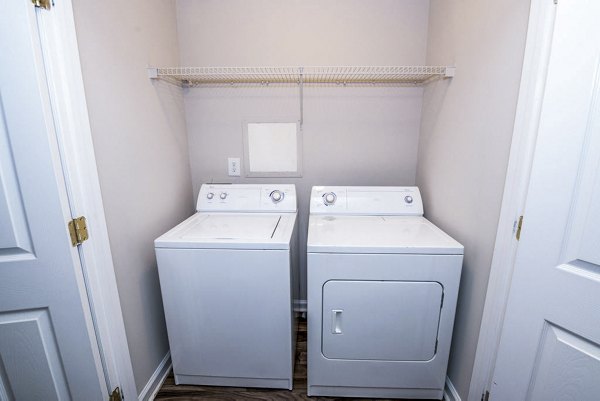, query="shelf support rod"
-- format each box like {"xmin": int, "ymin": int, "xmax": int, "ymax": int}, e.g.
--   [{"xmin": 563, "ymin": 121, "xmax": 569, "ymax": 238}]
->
[{"xmin": 298, "ymin": 67, "xmax": 304, "ymax": 128}]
